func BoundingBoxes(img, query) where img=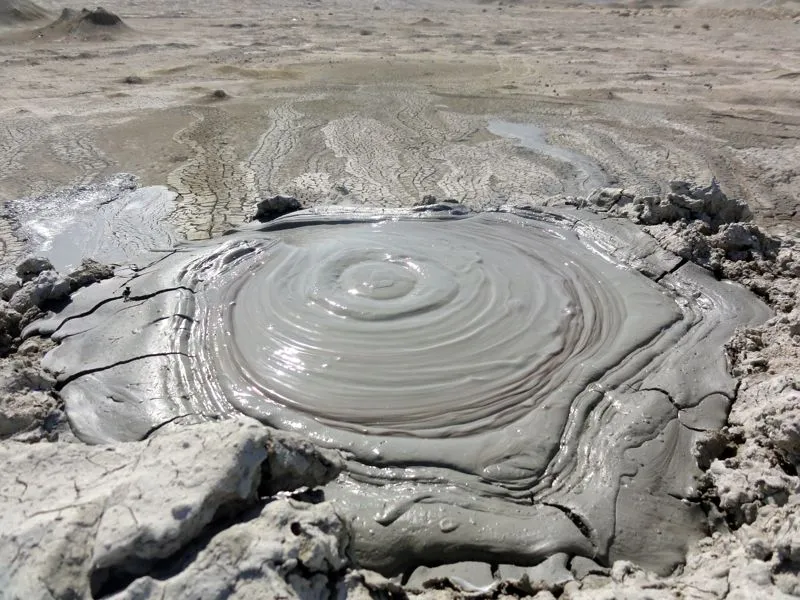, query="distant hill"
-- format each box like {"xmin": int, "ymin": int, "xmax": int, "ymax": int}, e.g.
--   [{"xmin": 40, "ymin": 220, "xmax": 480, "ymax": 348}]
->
[
  {"xmin": 33, "ymin": 7, "xmax": 131, "ymax": 40},
  {"xmin": 0, "ymin": 0, "xmax": 50, "ymax": 25}
]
